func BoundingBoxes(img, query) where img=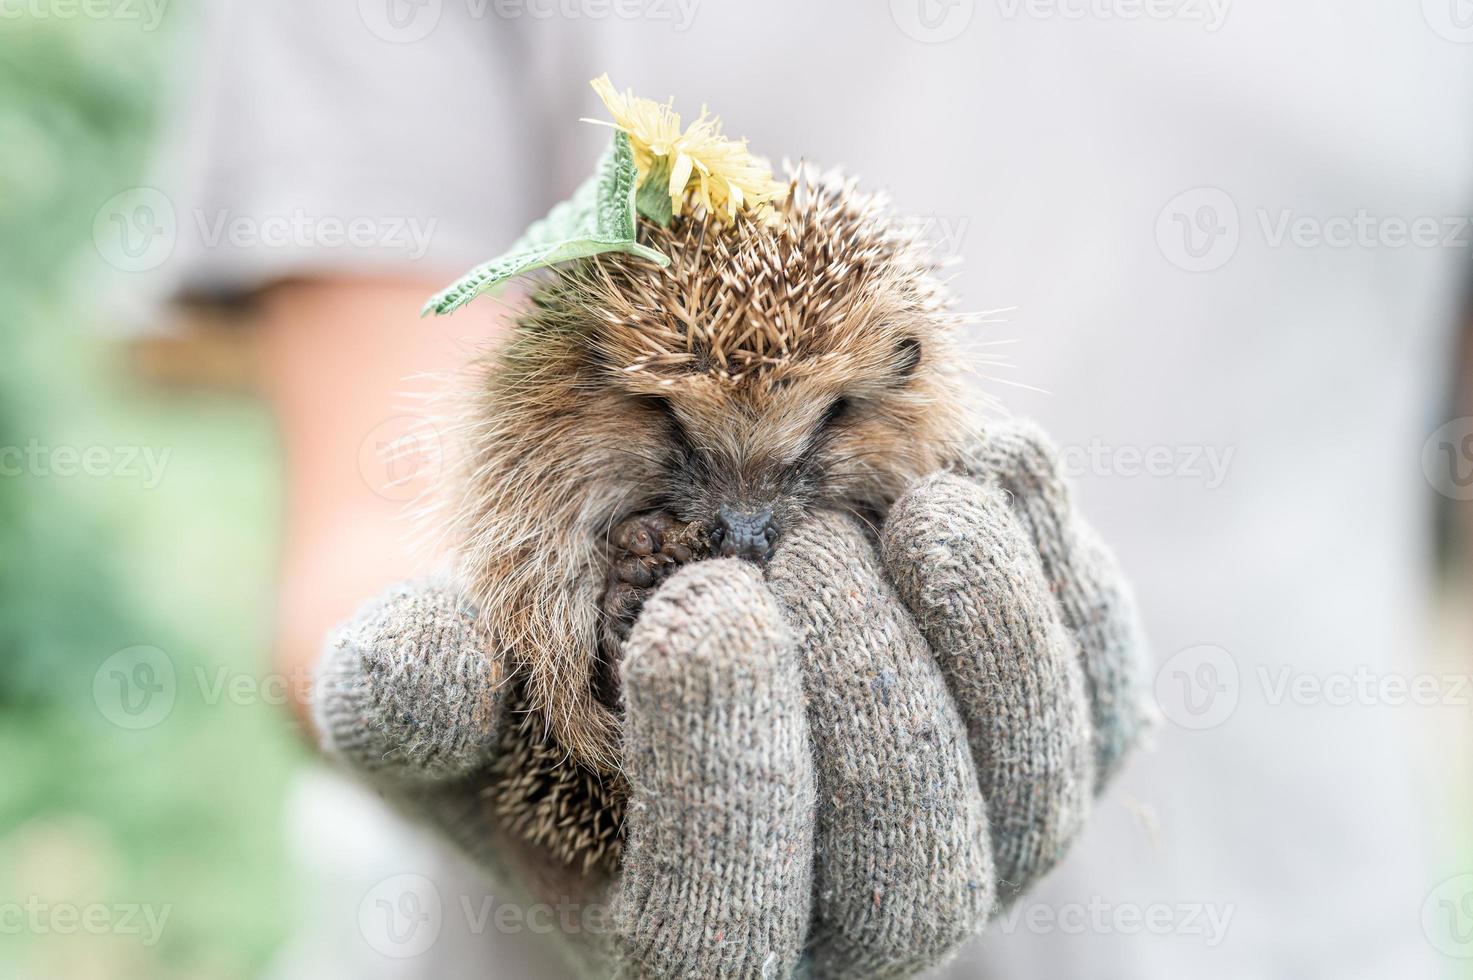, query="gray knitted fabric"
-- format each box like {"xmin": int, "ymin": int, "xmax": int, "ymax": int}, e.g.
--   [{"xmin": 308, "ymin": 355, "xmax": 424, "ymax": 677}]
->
[
  {"xmin": 313, "ymin": 419, "xmax": 1150, "ymax": 979},
  {"xmin": 957, "ymin": 420, "xmax": 1153, "ymax": 790},
  {"xmin": 883, "ymin": 473, "xmax": 1092, "ymax": 899},
  {"xmin": 314, "ymin": 583, "xmax": 502, "ymax": 782},
  {"xmin": 612, "ymin": 560, "xmax": 814, "ymax": 978},
  {"xmin": 766, "ymin": 514, "xmax": 993, "ymax": 977}
]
